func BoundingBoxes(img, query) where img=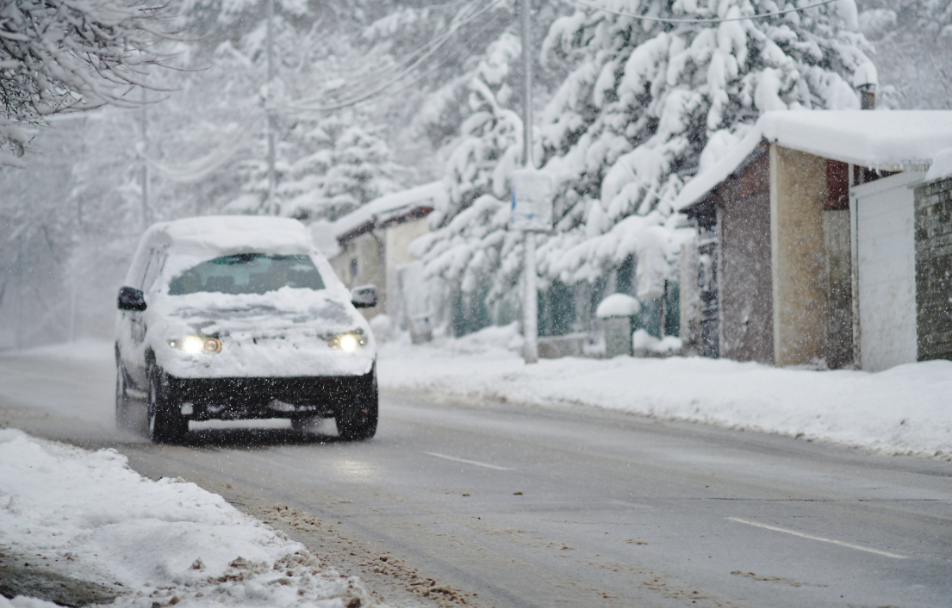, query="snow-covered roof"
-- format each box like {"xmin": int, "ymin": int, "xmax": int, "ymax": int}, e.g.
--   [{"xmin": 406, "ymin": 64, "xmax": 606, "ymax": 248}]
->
[
  {"xmin": 673, "ymin": 128, "xmax": 764, "ymax": 213},
  {"xmin": 333, "ymin": 181, "xmax": 446, "ymax": 241},
  {"xmin": 674, "ymin": 110, "xmax": 952, "ymax": 212}
]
